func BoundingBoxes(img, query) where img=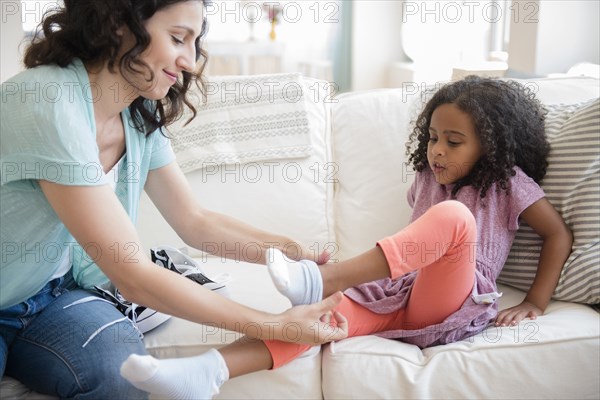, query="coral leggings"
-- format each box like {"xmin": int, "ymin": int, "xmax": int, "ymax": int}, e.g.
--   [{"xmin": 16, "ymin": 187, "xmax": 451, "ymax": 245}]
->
[{"xmin": 265, "ymin": 200, "xmax": 477, "ymax": 368}]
